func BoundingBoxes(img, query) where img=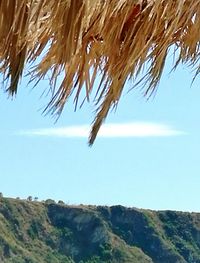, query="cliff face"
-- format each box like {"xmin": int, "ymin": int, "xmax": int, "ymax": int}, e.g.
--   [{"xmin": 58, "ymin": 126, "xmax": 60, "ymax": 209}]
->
[{"xmin": 0, "ymin": 197, "xmax": 200, "ymax": 263}]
